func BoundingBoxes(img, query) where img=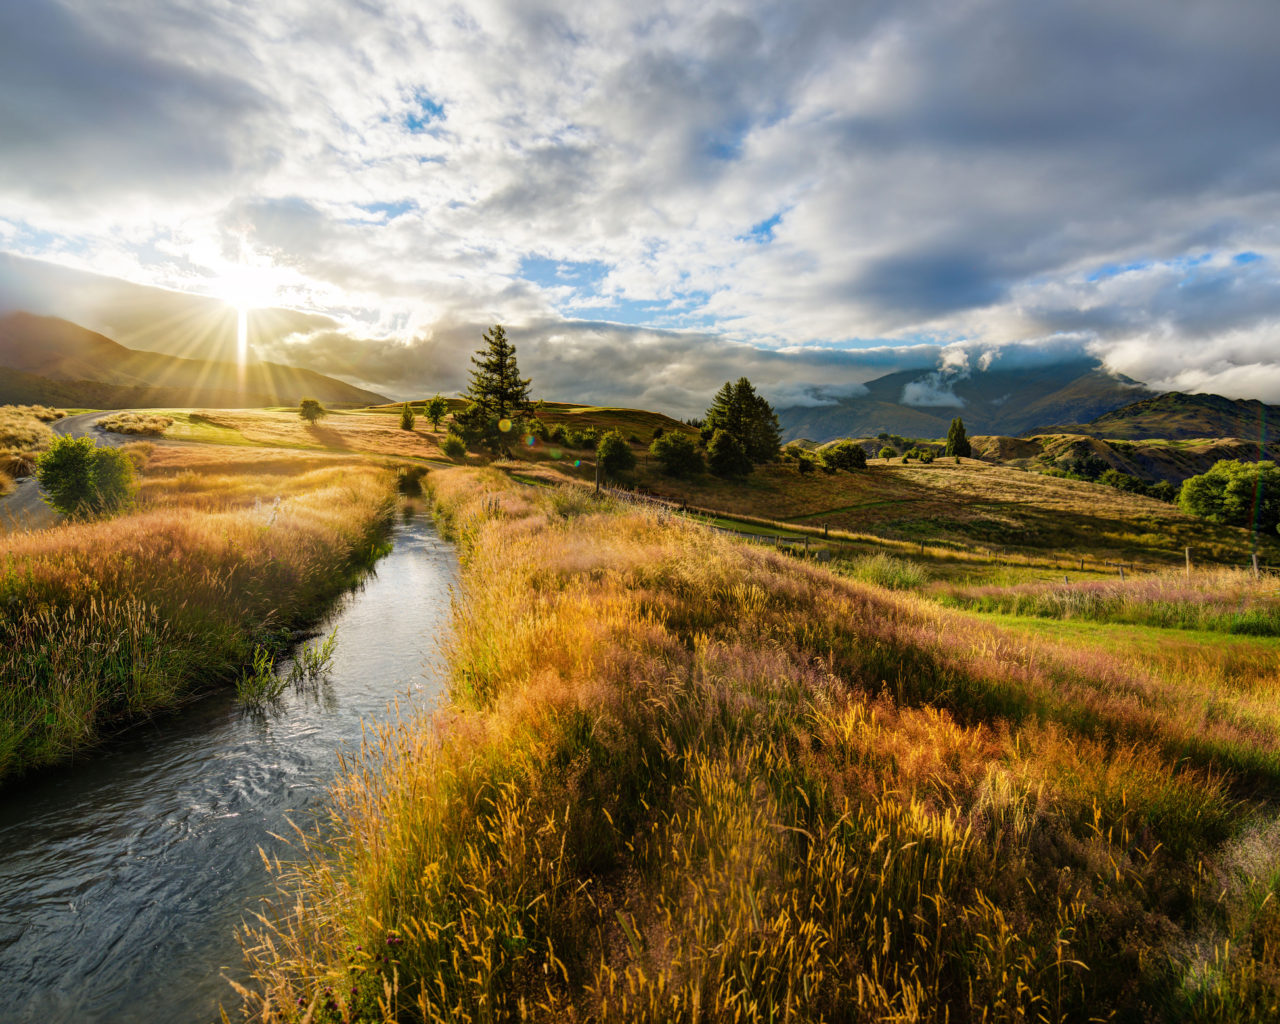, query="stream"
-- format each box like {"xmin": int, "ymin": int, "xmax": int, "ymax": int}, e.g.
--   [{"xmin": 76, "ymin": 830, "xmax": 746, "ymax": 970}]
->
[{"xmin": 0, "ymin": 512, "xmax": 457, "ymax": 1023}]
